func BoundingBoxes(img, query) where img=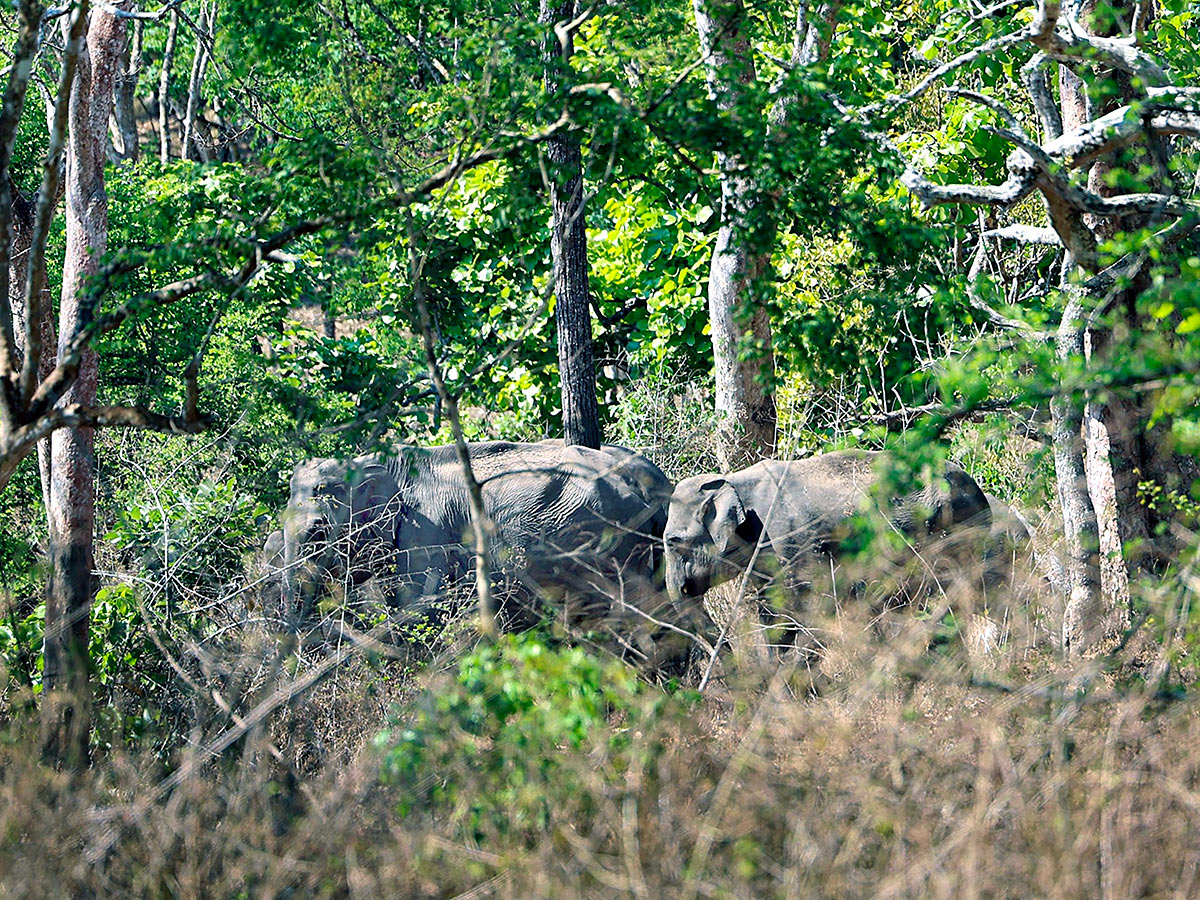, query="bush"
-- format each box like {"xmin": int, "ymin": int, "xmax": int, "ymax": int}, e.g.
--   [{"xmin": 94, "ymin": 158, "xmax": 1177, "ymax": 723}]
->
[
  {"xmin": 377, "ymin": 633, "xmax": 684, "ymax": 841},
  {"xmin": 612, "ymin": 365, "xmax": 719, "ymax": 478}
]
